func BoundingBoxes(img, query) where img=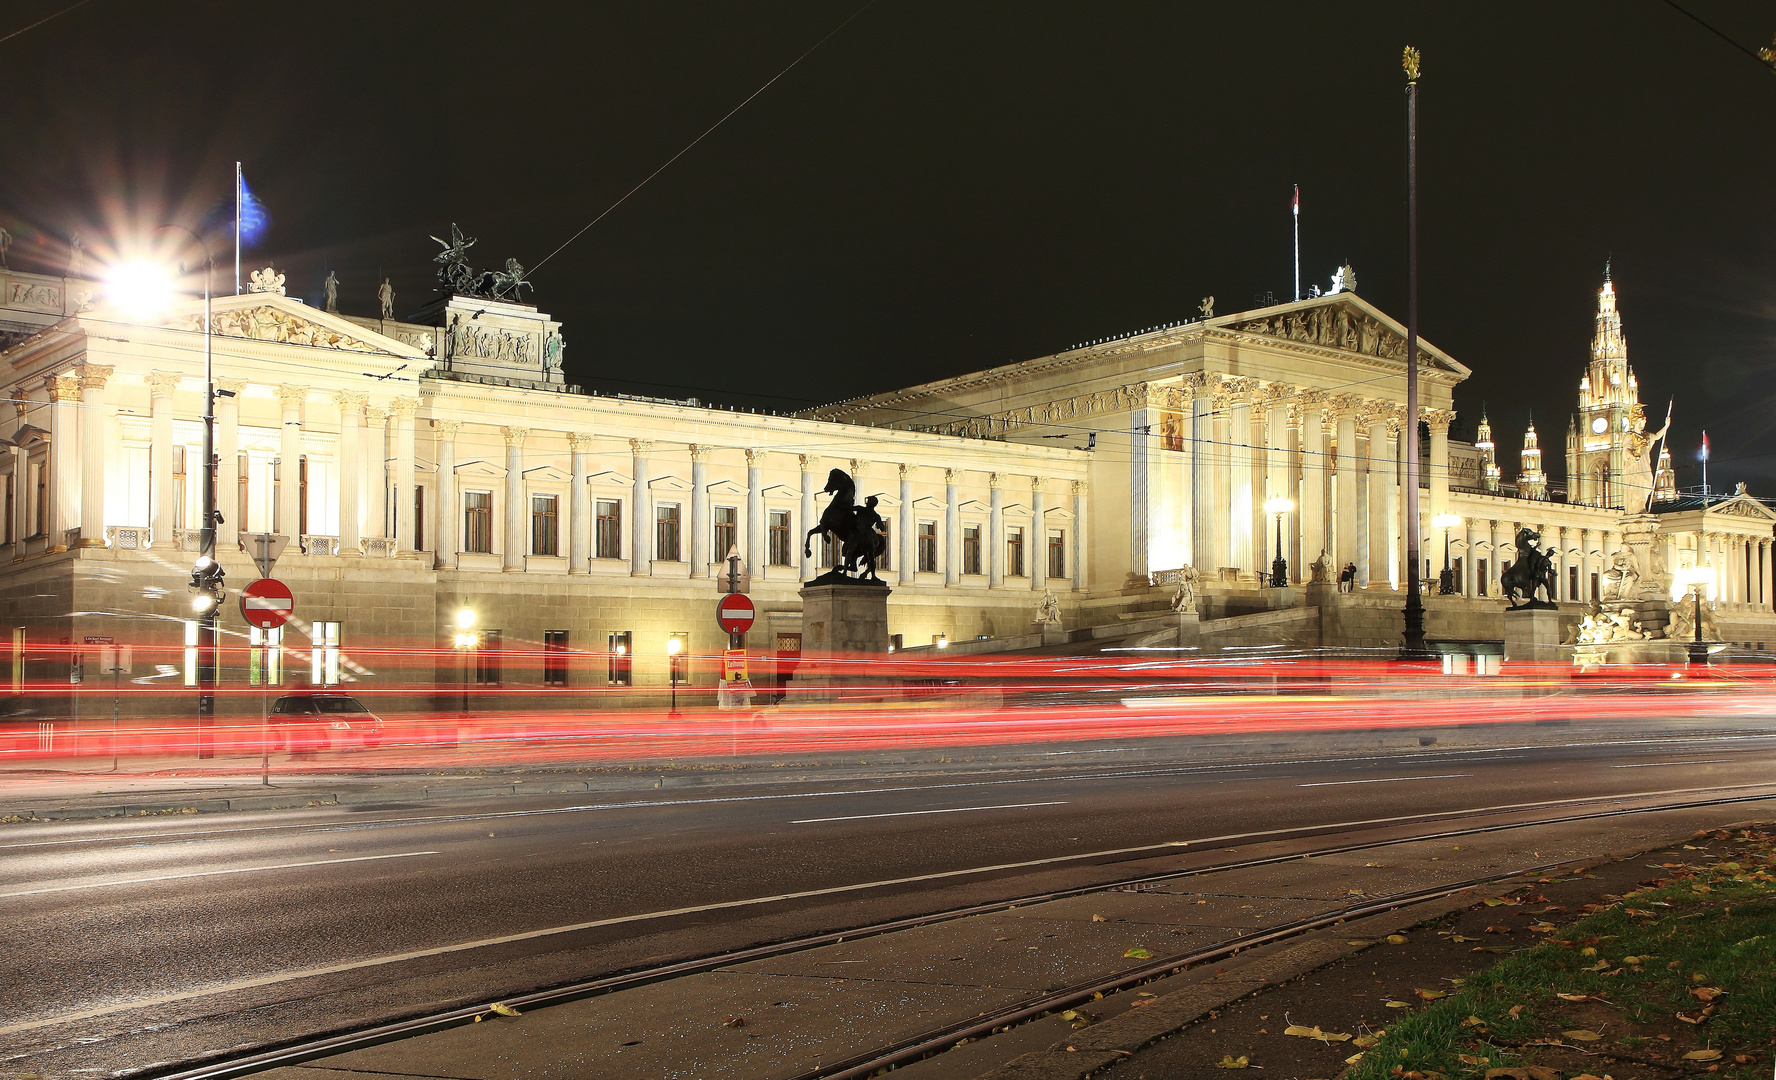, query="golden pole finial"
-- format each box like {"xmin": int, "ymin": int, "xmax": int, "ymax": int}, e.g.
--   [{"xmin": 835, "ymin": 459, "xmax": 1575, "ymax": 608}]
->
[{"xmin": 1403, "ymin": 45, "xmax": 1421, "ymax": 83}]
